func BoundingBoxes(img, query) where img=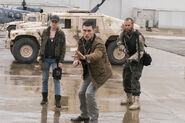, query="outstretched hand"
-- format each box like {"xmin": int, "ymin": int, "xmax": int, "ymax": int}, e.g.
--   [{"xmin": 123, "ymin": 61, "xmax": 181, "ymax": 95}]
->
[{"xmin": 72, "ymin": 50, "xmax": 86, "ymax": 60}]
